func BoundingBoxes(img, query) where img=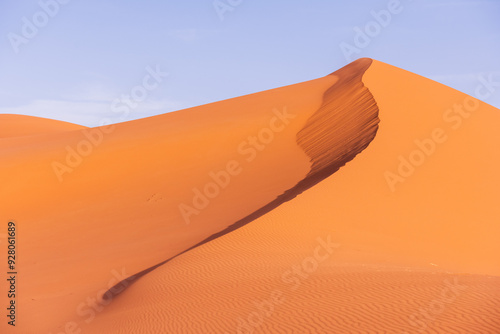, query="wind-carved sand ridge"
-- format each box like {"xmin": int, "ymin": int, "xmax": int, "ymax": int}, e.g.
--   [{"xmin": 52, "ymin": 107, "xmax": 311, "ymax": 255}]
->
[
  {"xmin": 102, "ymin": 58, "xmax": 380, "ymax": 302},
  {"xmin": 296, "ymin": 57, "xmax": 379, "ymax": 188}
]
